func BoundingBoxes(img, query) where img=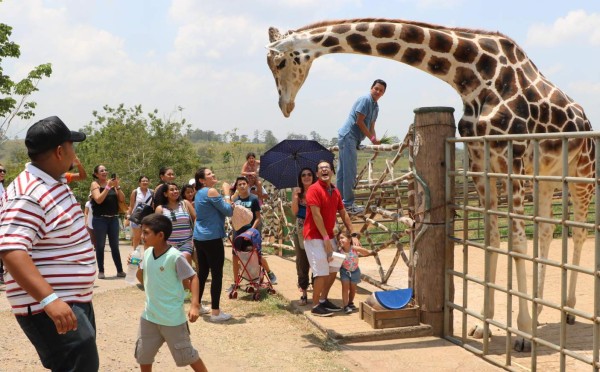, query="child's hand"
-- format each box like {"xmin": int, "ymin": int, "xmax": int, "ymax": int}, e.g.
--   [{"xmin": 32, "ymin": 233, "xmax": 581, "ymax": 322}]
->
[{"xmin": 188, "ymin": 304, "xmax": 200, "ymax": 323}]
